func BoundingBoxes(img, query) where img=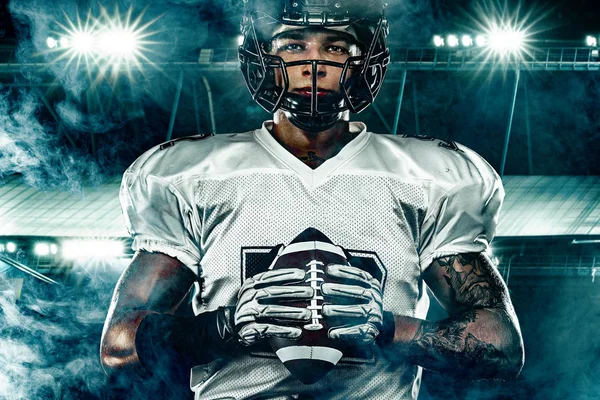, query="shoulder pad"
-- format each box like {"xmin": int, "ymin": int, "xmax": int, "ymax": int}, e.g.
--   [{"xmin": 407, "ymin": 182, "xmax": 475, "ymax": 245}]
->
[{"xmin": 159, "ymin": 133, "xmax": 214, "ymax": 150}]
